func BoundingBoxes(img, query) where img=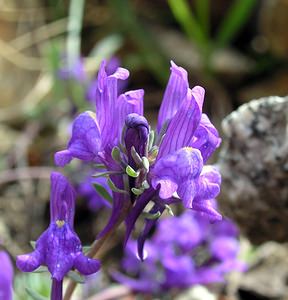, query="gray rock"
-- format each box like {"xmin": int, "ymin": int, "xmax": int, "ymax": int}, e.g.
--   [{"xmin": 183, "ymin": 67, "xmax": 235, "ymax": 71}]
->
[{"xmin": 218, "ymin": 96, "xmax": 288, "ymax": 244}]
